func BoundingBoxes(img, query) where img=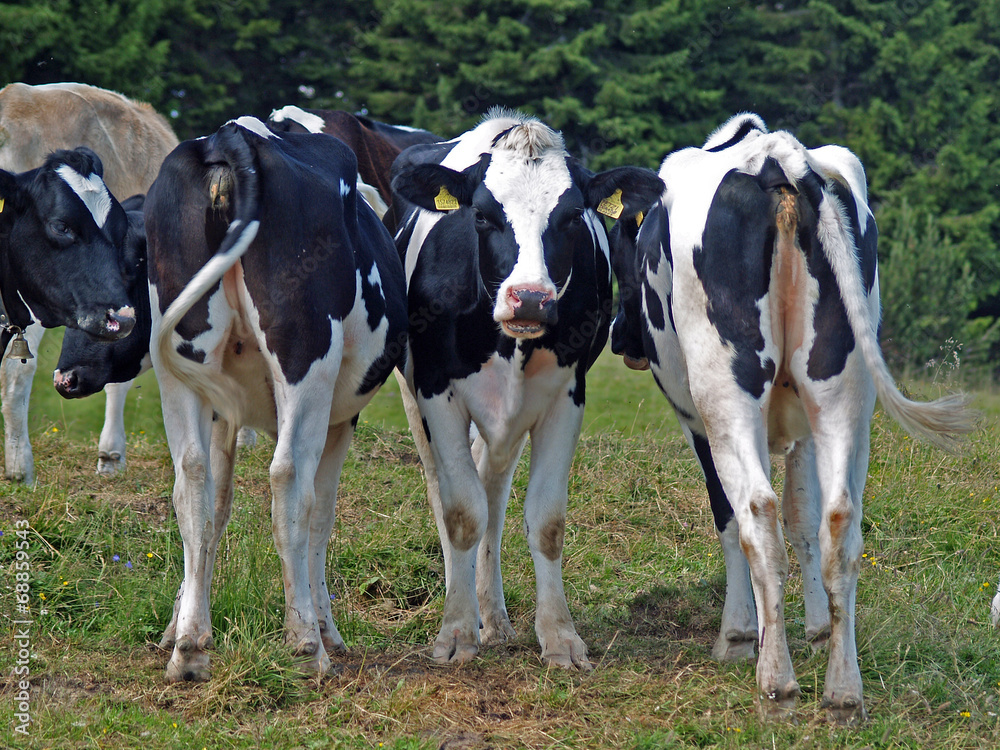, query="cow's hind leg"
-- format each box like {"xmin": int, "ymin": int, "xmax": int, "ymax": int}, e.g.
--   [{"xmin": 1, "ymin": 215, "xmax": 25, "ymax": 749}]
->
[
  {"xmin": 1, "ymin": 324, "xmax": 43, "ymax": 484},
  {"xmin": 706, "ymin": 421, "xmax": 799, "ymax": 719},
  {"xmin": 159, "ymin": 417, "xmax": 239, "ymax": 653},
  {"xmin": 160, "ymin": 382, "xmax": 218, "ymax": 683},
  {"xmin": 308, "ymin": 420, "xmax": 355, "ymax": 657},
  {"xmin": 97, "ymin": 379, "xmax": 134, "ymax": 475},
  {"xmin": 524, "ymin": 396, "xmax": 591, "ymax": 671},
  {"xmin": 270, "ymin": 375, "xmax": 338, "ymax": 676},
  {"xmin": 782, "ymin": 438, "xmax": 831, "ymax": 651},
  {"xmin": 687, "ymin": 429, "xmax": 758, "ymax": 661},
  {"xmin": 811, "ymin": 404, "xmax": 871, "ymax": 724},
  {"xmin": 474, "ymin": 432, "xmax": 527, "ymax": 646}
]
